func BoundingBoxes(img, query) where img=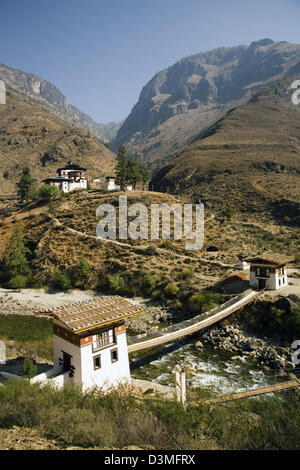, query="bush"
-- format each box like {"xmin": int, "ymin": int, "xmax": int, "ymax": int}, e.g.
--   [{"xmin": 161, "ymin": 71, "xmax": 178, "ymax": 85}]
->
[
  {"xmin": 164, "ymin": 283, "xmax": 179, "ymax": 297},
  {"xmin": 52, "ymin": 268, "xmax": 72, "ymax": 290},
  {"xmin": 8, "ymin": 274, "xmax": 29, "ymax": 289},
  {"xmin": 38, "ymin": 184, "xmax": 63, "ymax": 203},
  {"xmin": 106, "ymin": 274, "xmax": 125, "ymax": 293},
  {"xmin": 141, "ymin": 272, "xmax": 156, "ymax": 293},
  {"xmin": 69, "ymin": 257, "xmax": 91, "ymax": 289},
  {"xmin": 22, "ymin": 358, "xmax": 38, "ymax": 379},
  {"xmin": 188, "ymin": 292, "xmax": 222, "ymax": 314},
  {"xmin": 180, "ymin": 269, "xmax": 194, "ymax": 280}
]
